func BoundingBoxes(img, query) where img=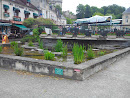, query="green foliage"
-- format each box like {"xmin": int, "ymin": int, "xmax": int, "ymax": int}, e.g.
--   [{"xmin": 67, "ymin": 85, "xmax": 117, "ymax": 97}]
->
[
  {"xmin": 0, "ymin": 46, "xmax": 2, "ymax": 53},
  {"xmin": 66, "ymin": 17, "xmax": 76, "ymax": 24},
  {"xmin": 62, "ymin": 44, "xmax": 68, "ymax": 57},
  {"xmin": 87, "ymin": 45, "xmax": 95, "ymax": 60},
  {"xmin": 44, "ymin": 51, "xmax": 55, "ymax": 60},
  {"xmin": 23, "ymin": 18, "xmax": 35, "ymax": 28},
  {"xmin": 125, "ymin": 33, "xmax": 130, "ymax": 36},
  {"xmin": 10, "ymin": 41, "xmax": 18, "ymax": 48},
  {"xmin": 76, "ymin": 4, "xmax": 85, "ymax": 19},
  {"xmin": 92, "ymin": 12, "xmax": 104, "ymax": 16},
  {"xmin": 38, "ymin": 39, "xmax": 44, "ymax": 49},
  {"xmin": 14, "ymin": 44, "xmax": 23, "ymax": 56},
  {"xmin": 28, "ymin": 41, "xmax": 34, "ymax": 47},
  {"xmin": 76, "ymin": 4, "xmax": 125, "ymax": 19},
  {"xmin": 20, "ymin": 35, "xmax": 36, "ymax": 43},
  {"xmin": 98, "ymin": 51, "xmax": 106, "ymax": 56},
  {"xmin": 23, "ymin": 18, "xmax": 55, "ymax": 29},
  {"xmin": 55, "ymin": 39, "xmax": 63, "ymax": 52},
  {"xmin": 72, "ymin": 43, "xmax": 85, "ymax": 64}
]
